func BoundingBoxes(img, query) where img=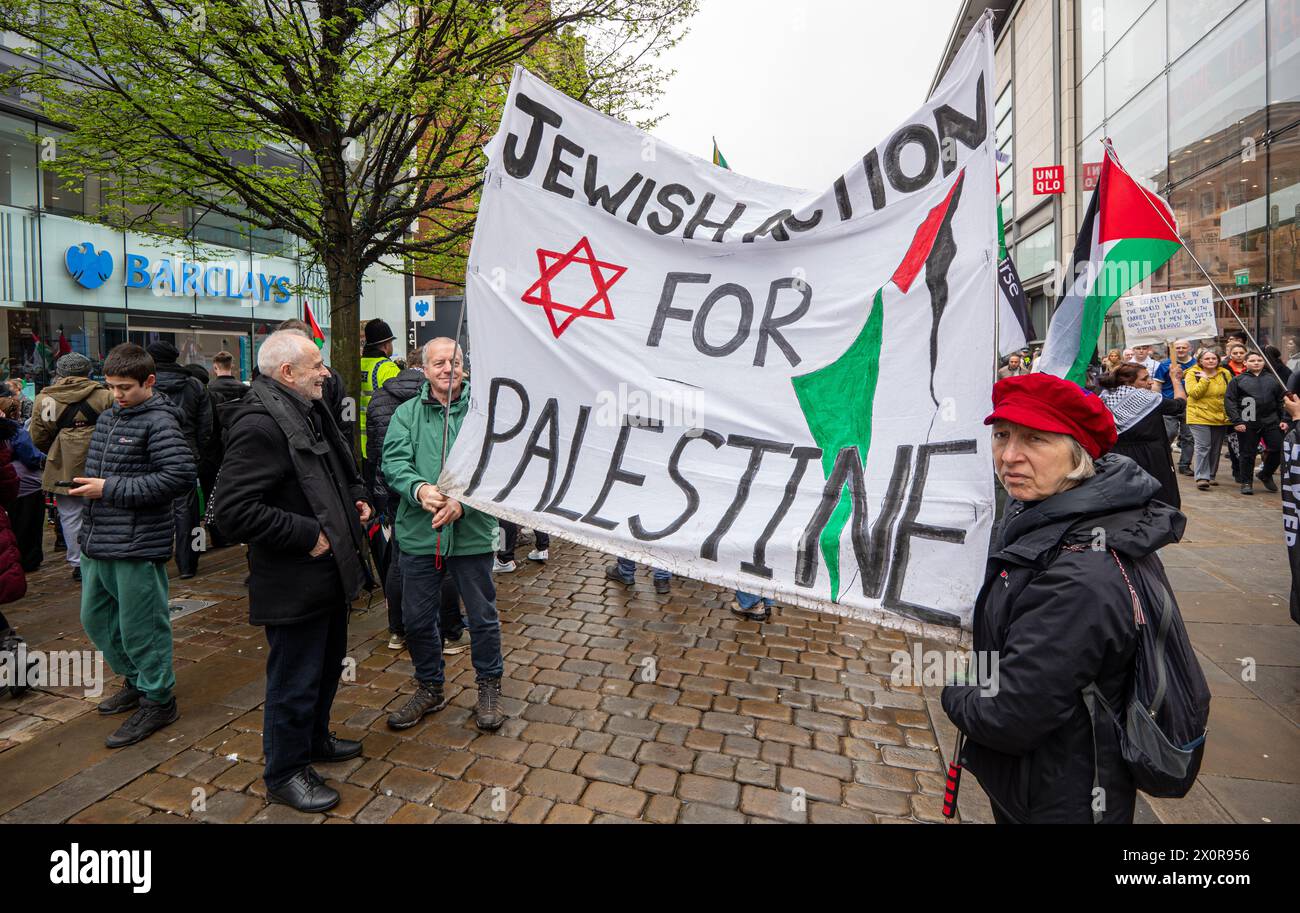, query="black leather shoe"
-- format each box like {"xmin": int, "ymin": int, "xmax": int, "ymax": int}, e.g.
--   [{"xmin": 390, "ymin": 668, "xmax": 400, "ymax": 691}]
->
[
  {"xmin": 267, "ymin": 768, "xmax": 340, "ymax": 813},
  {"xmin": 105, "ymin": 697, "xmax": 179, "ymax": 748},
  {"xmin": 311, "ymin": 732, "xmax": 363, "ymax": 763},
  {"xmin": 98, "ymin": 684, "xmax": 142, "ymax": 715}
]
